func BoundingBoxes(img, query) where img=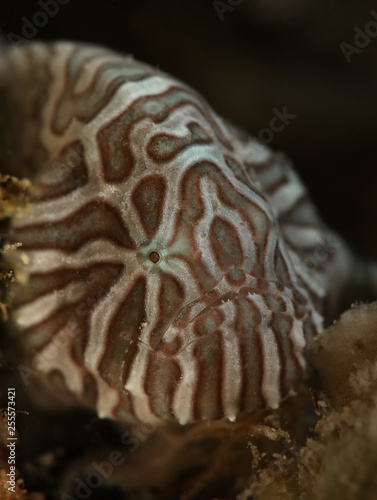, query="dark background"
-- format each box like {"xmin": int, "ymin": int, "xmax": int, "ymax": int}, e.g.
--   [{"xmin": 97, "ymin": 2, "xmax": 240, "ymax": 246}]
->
[
  {"xmin": 1, "ymin": 0, "xmax": 377, "ymax": 257},
  {"xmin": 0, "ymin": 3, "xmax": 376, "ymax": 497}
]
